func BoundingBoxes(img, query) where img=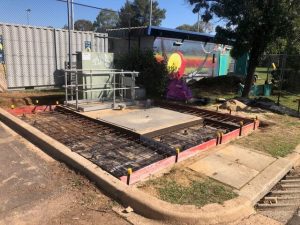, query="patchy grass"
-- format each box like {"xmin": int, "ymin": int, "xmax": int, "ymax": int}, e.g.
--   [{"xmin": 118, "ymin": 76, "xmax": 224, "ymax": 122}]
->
[
  {"xmin": 255, "ymin": 67, "xmax": 271, "ymax": 85},
  {"xmin": 234, "ymin": 113, "xmax": 300, "ymax": 157},
  {"xmin": 266, "ymin": 91, "xmax": 300, "ymax": 111},
  {"xmin": 138, "ymin": 168, "xmax": 237, "ymax": 207},
  {"xmin": 157, "ymin": 180, "xmax": 237, "ymax": 207}
]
